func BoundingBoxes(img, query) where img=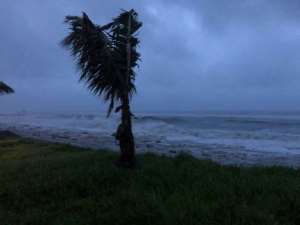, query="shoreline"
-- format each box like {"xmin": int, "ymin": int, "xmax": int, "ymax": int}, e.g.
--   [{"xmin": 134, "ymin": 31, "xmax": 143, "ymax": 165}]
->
[{"xmin": 1, "ymin": 123, "xmax": 300, "ymax": 168}]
